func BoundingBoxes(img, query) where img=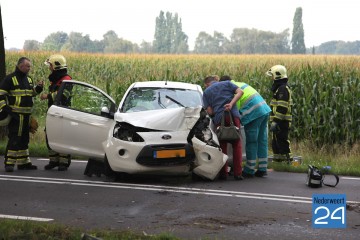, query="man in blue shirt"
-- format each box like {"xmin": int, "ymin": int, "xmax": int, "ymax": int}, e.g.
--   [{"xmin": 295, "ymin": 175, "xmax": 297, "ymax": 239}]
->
[
  {"xmin": 203, "ymin": 76, "xmax": 244, "ymax": 180},
  {"xmin": 220, "ymin": 75, "xmax": 271, "ymax": 178}
]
